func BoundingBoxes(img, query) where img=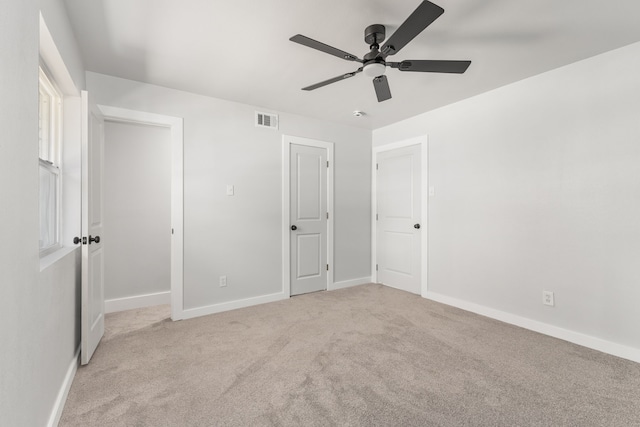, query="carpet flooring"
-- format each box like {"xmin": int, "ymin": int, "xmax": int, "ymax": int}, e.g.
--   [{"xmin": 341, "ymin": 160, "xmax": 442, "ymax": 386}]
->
[{"xmin": 59, "ymin": 284, "xmax": 640, "ymax": 426}]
